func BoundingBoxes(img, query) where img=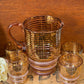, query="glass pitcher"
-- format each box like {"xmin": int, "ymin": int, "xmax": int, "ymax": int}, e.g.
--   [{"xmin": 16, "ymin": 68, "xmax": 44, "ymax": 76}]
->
[{"xmin": 8, "ymin": 15, "xmax": 64, "ymax": 75}]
